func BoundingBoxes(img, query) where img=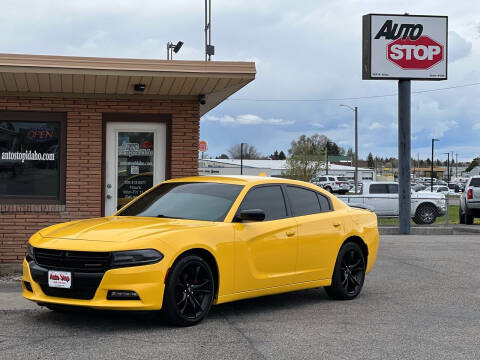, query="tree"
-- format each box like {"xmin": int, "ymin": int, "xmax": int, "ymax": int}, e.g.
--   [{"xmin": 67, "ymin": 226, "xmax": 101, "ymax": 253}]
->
[
  {"xmin": 466, "ymin": 157, "xmax": 480, "ymax": 172},
  {"xmin": 278, "ymin": 151, "xmax": 286, "ymax": 160},
  {"xmin": 227, "ymin": 143, "xmax": 262, "ymax": 159},
  {"xmin": 270, "ymin": 150, "xmax": 280, "ymax": 160},
  {"xmin": 282, "ymin": 133, "xmax": 344, "ymax": 181},
  {"xmin": 216, "ymin": 153, "xmax": 229, "ymax": 159},
  {"xmin": 367, "ymin": 152, "xmax": 374, "ymax": 168}
]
